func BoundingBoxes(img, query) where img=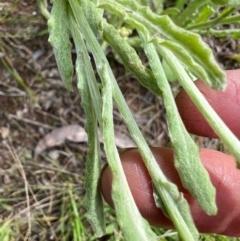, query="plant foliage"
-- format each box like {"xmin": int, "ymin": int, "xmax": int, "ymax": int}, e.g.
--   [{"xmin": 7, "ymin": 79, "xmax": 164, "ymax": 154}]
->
[{"xmin": 47, "ymin": 0, "xmax": 240, "ymax": 240}]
